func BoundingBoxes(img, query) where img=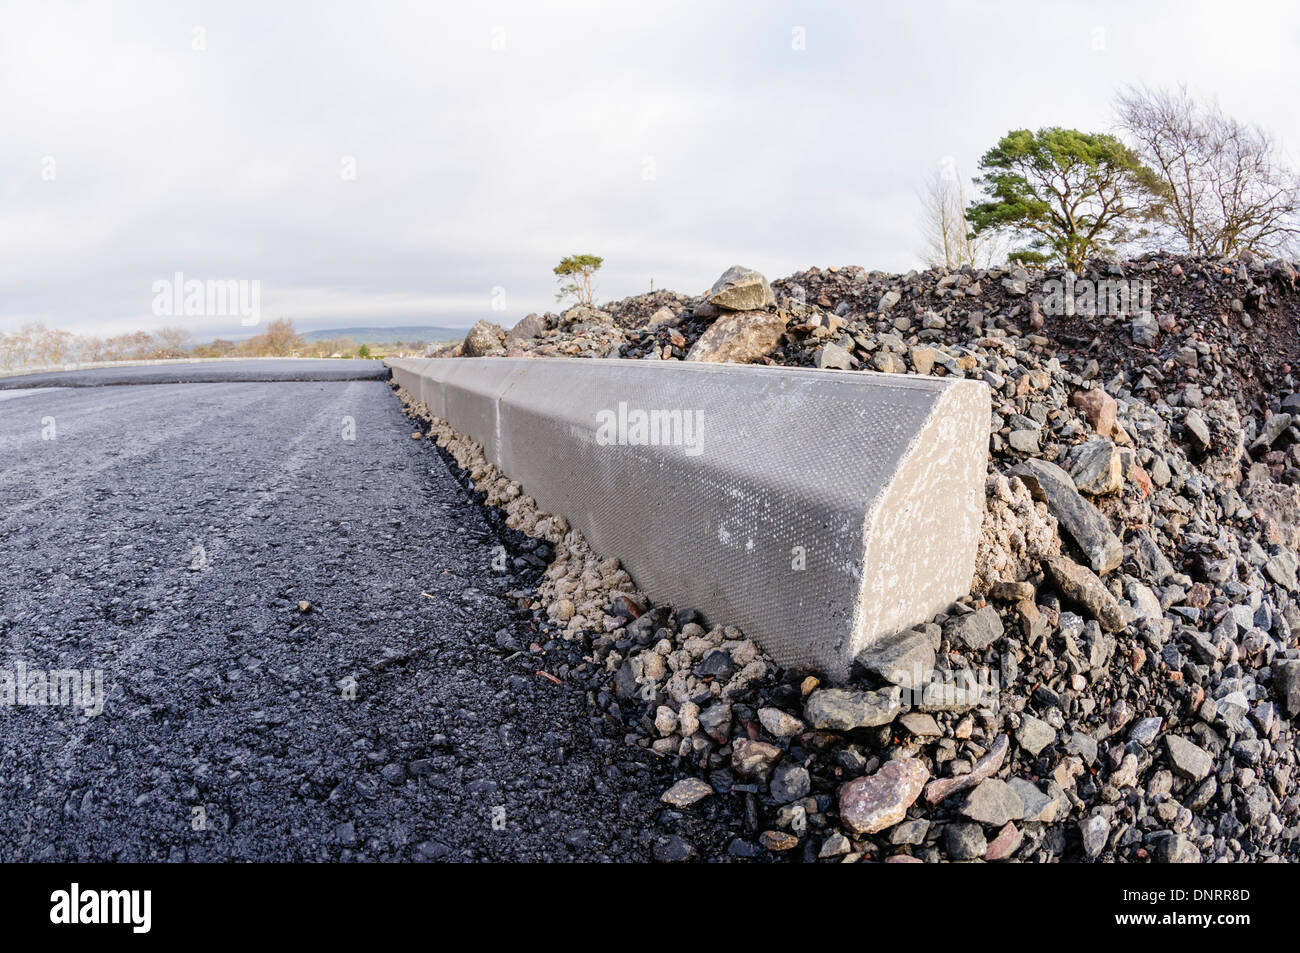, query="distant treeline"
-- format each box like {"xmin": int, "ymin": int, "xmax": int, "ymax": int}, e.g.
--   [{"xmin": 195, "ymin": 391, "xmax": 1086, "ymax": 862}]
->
[{"xmin": 0, "ymin": 318, "xmax": 431, "ymax": 372}]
